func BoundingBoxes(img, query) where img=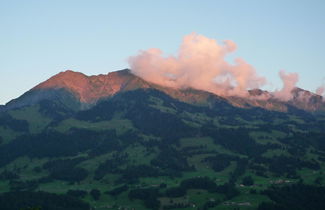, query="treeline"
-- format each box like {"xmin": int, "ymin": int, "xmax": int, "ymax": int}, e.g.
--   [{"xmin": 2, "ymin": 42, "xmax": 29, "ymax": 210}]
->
[
  {"xmin": 150, "ymin": 145, "xmax": 193, "ymax": 173},
  {"xmin": 0, "ymin": 191, "xmax": 90, "ymax": 210},
  {"xmin": 43, "ymin": 157, "xmax": 88, "ymax": 183},
  {"xmin": 0, "ymin": 129, "xmax": 119, "ymax": 167},
  {"xmin": 129, "ymin": 187, "xmax": 161, "ymax": 209},
  {"xmin": 253, "ymin": 155, "xmax": 320, "ymax": 177},
  {"xmin": 94, "ymin": 153, "xmax": 128, "ymax": 180},
  {"xmin": 259, "ymin": 184, "xmax": 325, "ymax": 210},
  {"xmin": 66, "ymin": 189, "xmax": 101, "ymax": 200},
  {"xmin": 128, "ymin": 177, "xmax": 239, "ymax": 209},
  {"xmin": 165, "ymin": 177, "xmax": 218, "ymax": 197},
  {"xmin": 203, "ymin": 153, "xmax": 236, "ymax": 172},
  {"xmin": 0, "ymin": 113, "xmax": 28, "ymax": 132},
  {"xmin": 201, "ymin": 125, "xmax": 273, "ymax": 157}
]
